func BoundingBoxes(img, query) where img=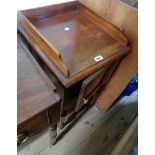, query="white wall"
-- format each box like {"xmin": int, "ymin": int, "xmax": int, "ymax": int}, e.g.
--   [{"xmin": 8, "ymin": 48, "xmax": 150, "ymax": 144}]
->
[{"xmin": 17, "ymin": 0, "xmax": 75, "ymax": 10}]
